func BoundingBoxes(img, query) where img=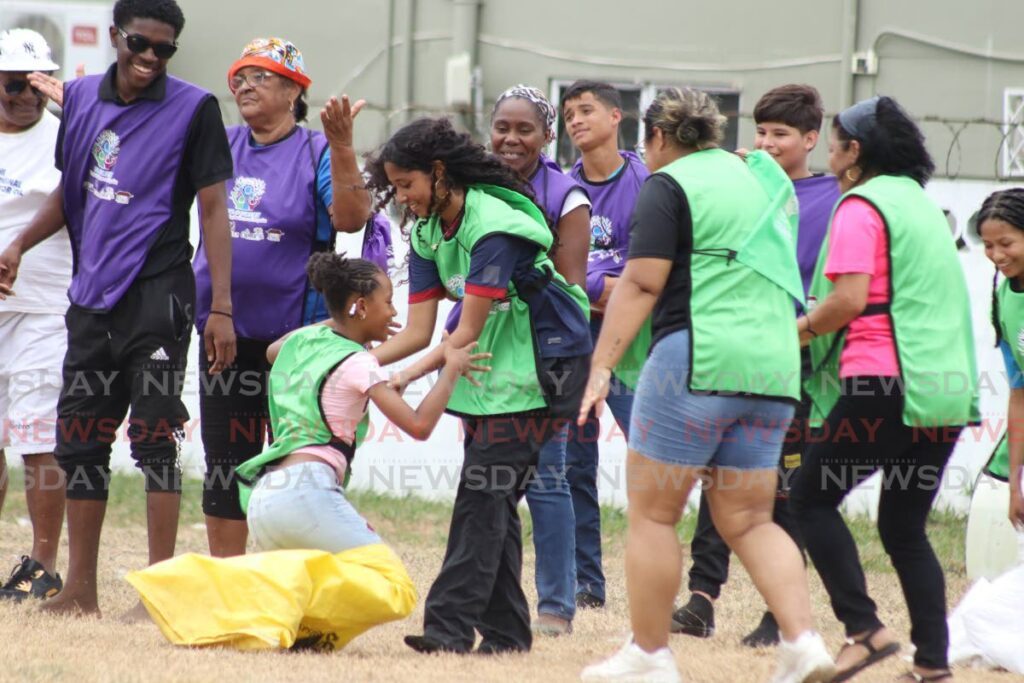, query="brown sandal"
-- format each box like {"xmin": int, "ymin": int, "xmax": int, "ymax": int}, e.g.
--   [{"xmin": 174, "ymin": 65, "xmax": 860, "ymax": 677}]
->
[{"xmin": 832, "ymin": 626, "xmax": 901, "ymax": 682}]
